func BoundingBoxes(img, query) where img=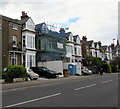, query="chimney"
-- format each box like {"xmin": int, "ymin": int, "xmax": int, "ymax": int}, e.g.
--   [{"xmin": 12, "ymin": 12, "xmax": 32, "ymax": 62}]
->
[
  {"xmin": 59, "ymin": 28, "xmax": 65, "ymax": 34},
  {"xmin": 21, "ymin": 11, "xmax": 29, "ymax": 19},
  {"xmin": 82, "ymin": 35, "xmax": 87, "ymax": 42},
  {"xmin": 98, "ymin": 41, "xmax": 101, "ymax": 47}
]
